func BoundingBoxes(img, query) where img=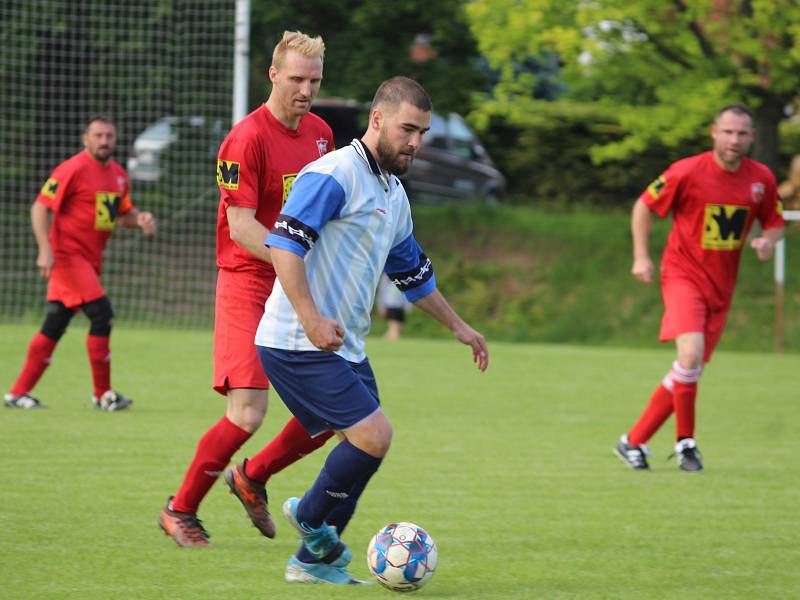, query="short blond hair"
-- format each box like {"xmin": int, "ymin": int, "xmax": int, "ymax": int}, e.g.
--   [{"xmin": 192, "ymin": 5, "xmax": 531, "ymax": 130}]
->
[{"xmin": 272, "ymin": 31, "xmax": 325, "ymax": 68}]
